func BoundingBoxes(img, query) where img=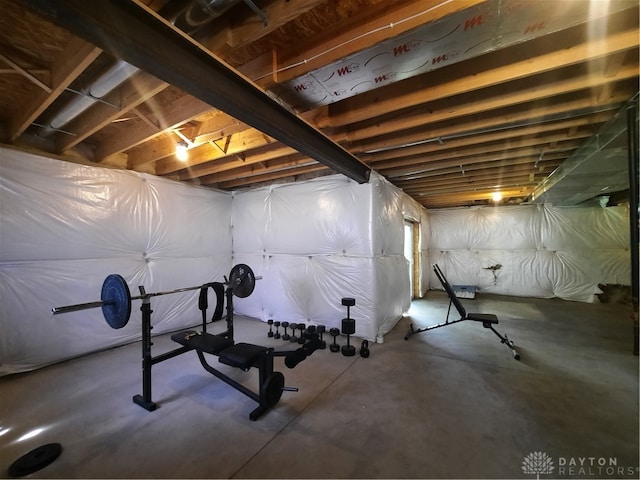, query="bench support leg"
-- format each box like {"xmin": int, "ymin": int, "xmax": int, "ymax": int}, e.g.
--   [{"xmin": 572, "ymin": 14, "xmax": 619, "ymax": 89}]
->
[{"xmin": 485, "ymin": 324, "xmax": 520, "ymax": 360}]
